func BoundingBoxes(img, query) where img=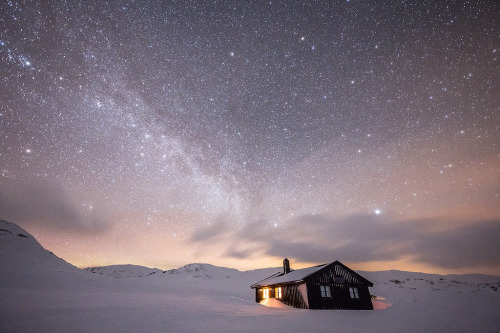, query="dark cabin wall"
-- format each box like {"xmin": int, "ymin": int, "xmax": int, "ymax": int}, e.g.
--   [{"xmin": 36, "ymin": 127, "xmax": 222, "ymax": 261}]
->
[
  {"xmin": 305, "ymin": 263, "xmax": 373, "ymax": 310},
  {"xmin": 281, "ymin": 284, "xmax": 308, "ymax": 309}
]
